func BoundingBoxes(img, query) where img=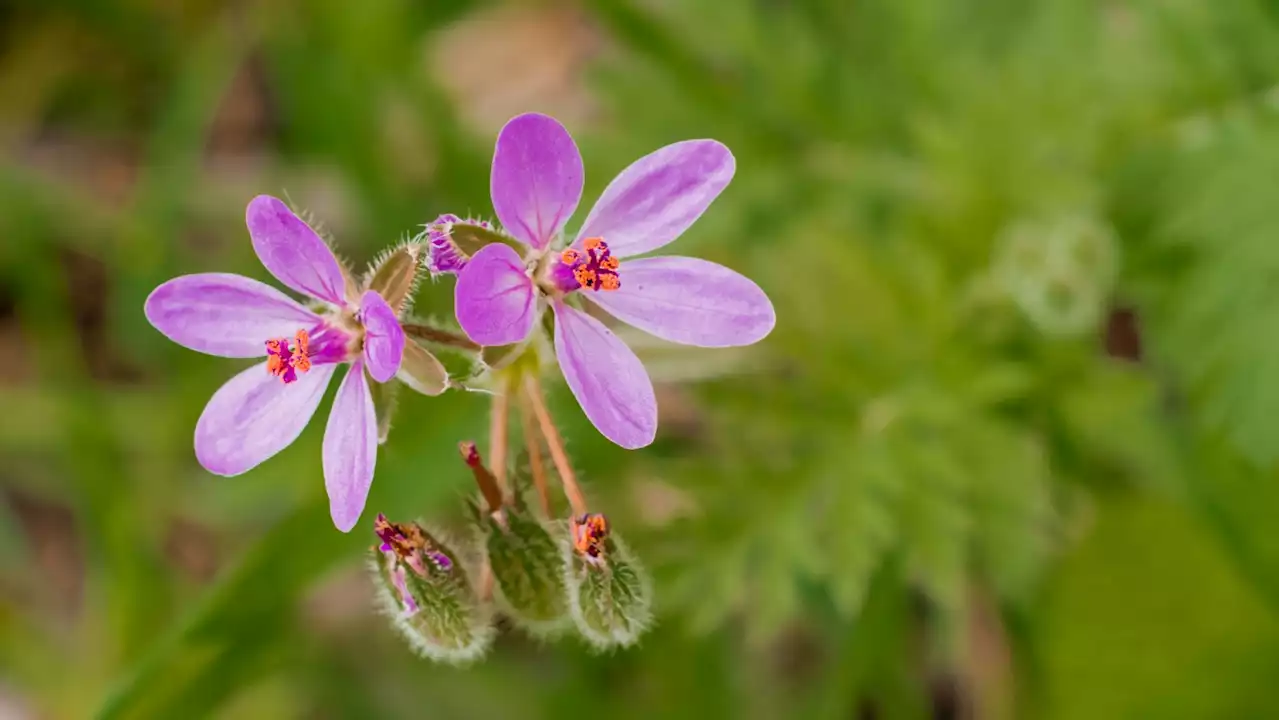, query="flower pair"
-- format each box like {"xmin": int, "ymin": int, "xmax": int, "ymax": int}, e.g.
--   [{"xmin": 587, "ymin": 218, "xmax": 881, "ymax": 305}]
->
[{"xmin": 144, "ymin": 113, "xmax": 775, "ymax": 532}]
